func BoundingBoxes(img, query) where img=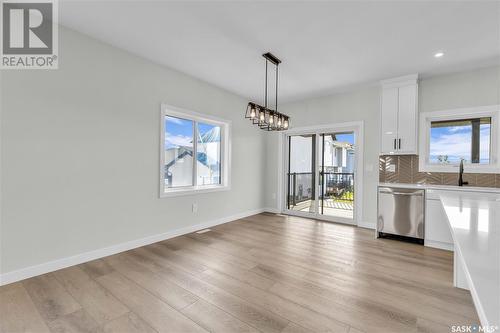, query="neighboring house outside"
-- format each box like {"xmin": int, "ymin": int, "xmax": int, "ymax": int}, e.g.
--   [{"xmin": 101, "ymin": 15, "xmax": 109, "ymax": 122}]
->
[
  {"xmin": 290, "ymin": 135, "xmax": 354, "ymax": 173},
  {"xmin": 322, "ymin": 138, "xmax": 355, "ymax": 174},
  {"xmin": 289, "ymin": 135, "xmax": 354, "ymax": 203},
  {"xmin": 165, "ymin": 127, "xmax": 221, "ymax": 187}
]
